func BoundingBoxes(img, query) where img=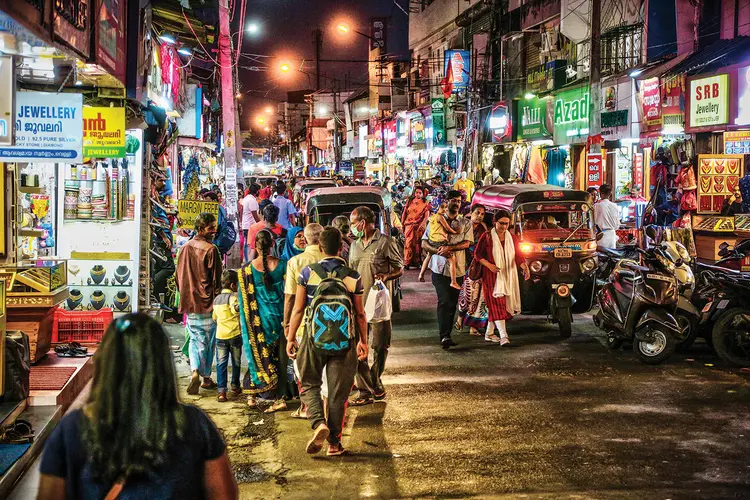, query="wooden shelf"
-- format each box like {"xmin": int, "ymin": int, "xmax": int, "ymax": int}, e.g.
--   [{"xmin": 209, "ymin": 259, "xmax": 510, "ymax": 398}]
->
[{"xmin": 18, "ymin": 186, "xmax": 45, "ymax": 194}]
